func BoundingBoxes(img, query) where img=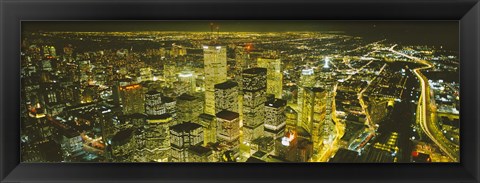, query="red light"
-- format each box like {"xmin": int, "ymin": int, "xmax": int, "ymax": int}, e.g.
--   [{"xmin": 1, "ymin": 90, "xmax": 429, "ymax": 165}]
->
[
  {"xmin": 245, "ymin": 43, "xmax": 254, "ymax": 52},
  {"xmin": 412, "ymin": 151, "xmax": 419, "ymax": 157}
]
